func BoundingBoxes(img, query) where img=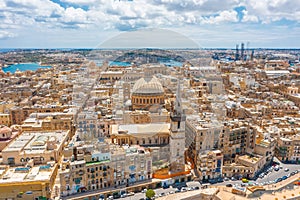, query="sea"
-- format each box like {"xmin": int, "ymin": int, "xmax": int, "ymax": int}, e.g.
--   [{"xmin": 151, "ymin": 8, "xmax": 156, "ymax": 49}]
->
[{"xmin": 2, "ymin": 63, "xmax": 52, "ymax": 74}]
